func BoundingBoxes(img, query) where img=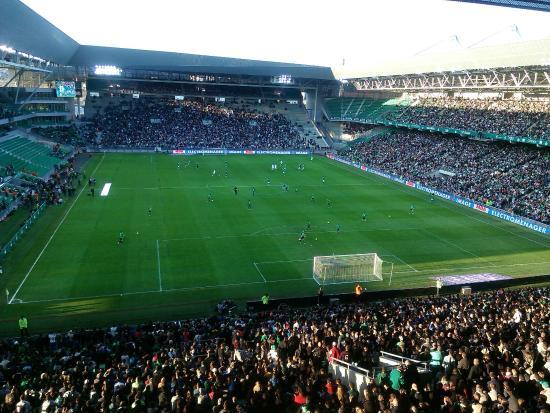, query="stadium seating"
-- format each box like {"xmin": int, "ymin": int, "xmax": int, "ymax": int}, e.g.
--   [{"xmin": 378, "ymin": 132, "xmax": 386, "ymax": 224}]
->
[
  {"xmin": 325, "ymin": 96, "xmax": 550, "ymax": 143},
  {"xmin": 80, "ymin": 98, "xmax": 310, "ymax": 150},
  {"xmin": 0, "ymin": 287, "xmax": 547, "ymax": 412},
  {"xmin": 324, "ymin": 97, "xmax": 410, "ymax": 122},
  {"xmin": 0, "ymin": 136, "xmax": 62, "ymax": 177},
  {"xmin": 32, "ymin": 126, "xmax": 83, "ymax": 146}
]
